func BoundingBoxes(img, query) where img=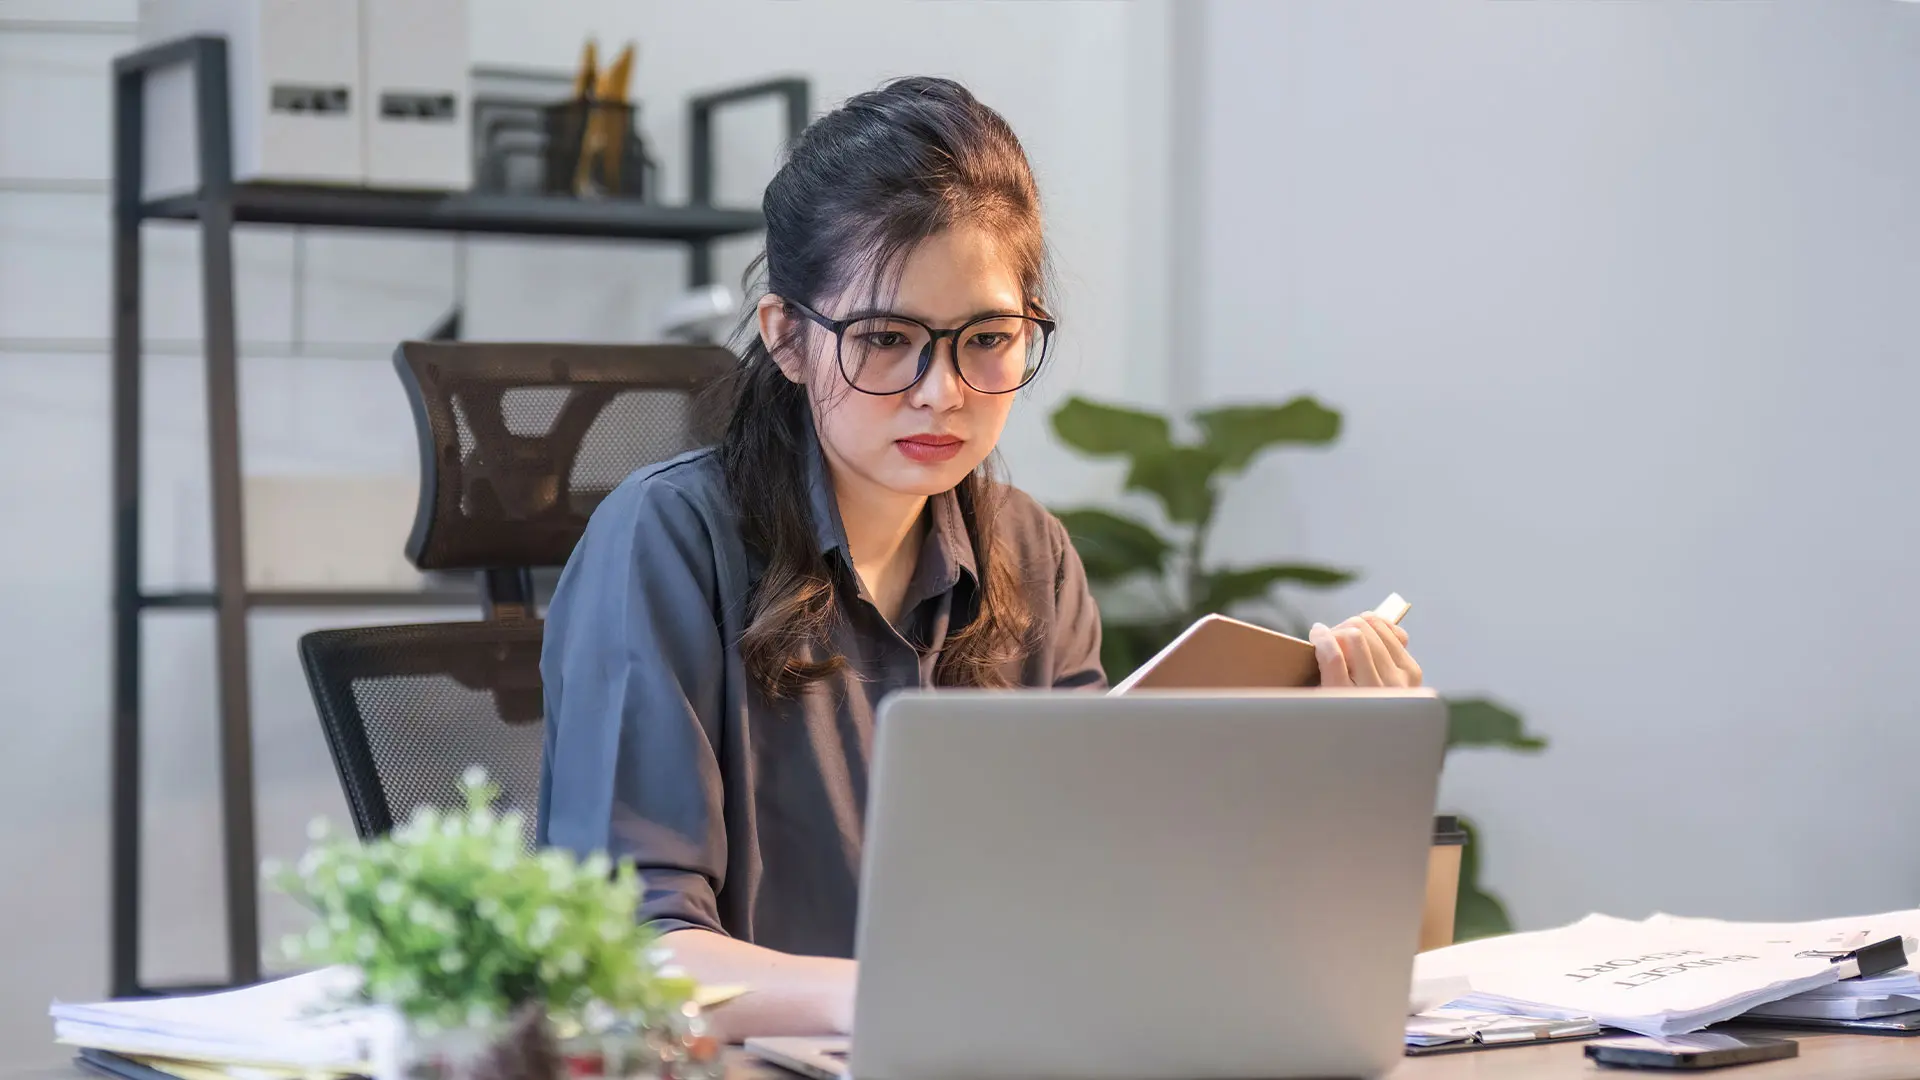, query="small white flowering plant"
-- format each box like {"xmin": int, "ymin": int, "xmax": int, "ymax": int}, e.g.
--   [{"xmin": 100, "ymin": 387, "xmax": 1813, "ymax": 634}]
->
[{"xmin": 267, "ymin": 766, "xmax": 692, "ymax": 1036}]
